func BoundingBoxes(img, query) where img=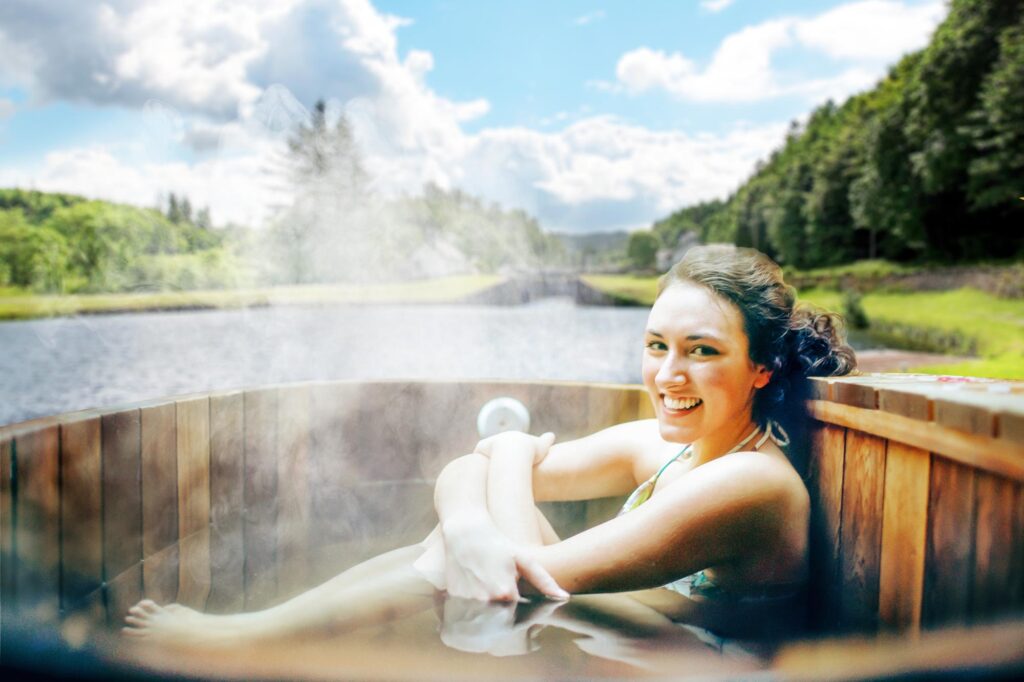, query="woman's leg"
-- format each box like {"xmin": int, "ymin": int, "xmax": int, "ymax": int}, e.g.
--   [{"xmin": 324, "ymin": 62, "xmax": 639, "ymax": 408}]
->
[{"xmin": 125, "ymin": 542, "xmax": 437, "ymax": 647}]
